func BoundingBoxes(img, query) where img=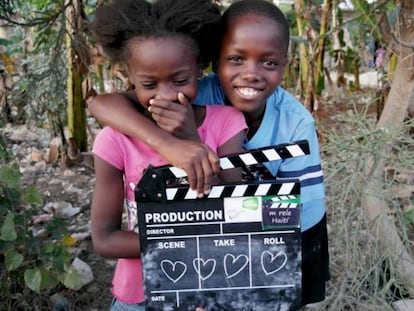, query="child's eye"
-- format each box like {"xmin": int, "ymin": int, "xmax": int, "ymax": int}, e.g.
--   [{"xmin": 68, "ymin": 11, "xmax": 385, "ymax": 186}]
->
[
  {"xmin": 174, "ymin": 78, "xmax": 190, "ymax": 85},
  {"xmin": 227, "ymin": 56, "xmax": 243, "ymax": 63},
  {"xmin": 140, "ymin": 82, "xmax": 157, "ymax": 89},
  {"xmin": 263, "ymin": 60, "xmax": 278, "ymax": 68}
]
